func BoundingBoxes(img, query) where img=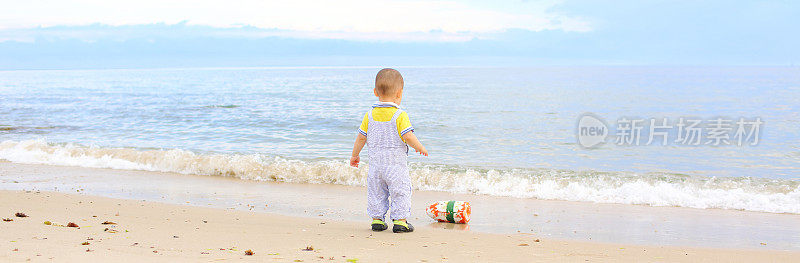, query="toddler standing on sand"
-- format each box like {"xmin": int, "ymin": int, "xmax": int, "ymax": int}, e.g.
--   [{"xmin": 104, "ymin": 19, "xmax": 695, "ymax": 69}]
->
[{"xmin": 350, "ymin": 68, "xmax": 428, "ymax": 233}]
